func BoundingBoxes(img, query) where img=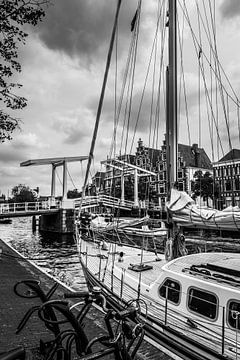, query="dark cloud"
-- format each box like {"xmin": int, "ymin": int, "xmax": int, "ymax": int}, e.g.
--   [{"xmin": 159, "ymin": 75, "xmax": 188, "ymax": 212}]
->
[
  {"xmin": 36, "ymin": 0, "xmax": 138, "ymax": 62},
  {"xmin": 220, "ymin": 0, "xmax": 240, "ymax": 19}
]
